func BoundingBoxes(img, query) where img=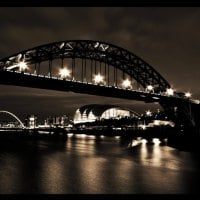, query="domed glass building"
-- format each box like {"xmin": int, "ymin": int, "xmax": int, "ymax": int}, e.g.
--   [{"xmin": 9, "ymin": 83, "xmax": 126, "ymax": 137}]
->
[{"xmin": 73, "ymin": 104, "xmax": 139, "ymax": 124}]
